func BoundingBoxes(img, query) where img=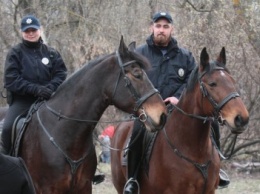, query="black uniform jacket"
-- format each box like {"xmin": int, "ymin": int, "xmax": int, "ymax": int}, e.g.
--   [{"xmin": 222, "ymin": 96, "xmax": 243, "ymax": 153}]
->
[
  {"xmin": 4, "ymin": 39, "xmax": 67, "ymax": 101},
  {"xmin": 136, "ymin": 35, "xmax": 196, "ymax": 99}
]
